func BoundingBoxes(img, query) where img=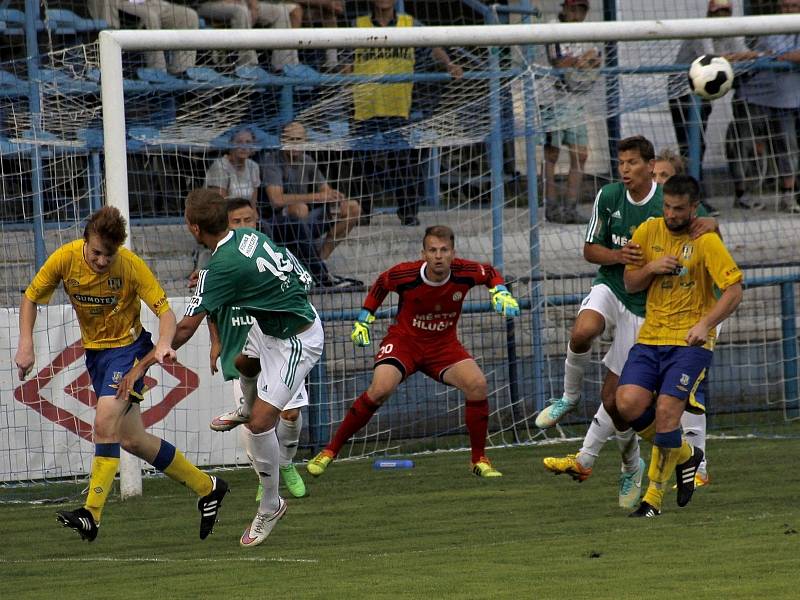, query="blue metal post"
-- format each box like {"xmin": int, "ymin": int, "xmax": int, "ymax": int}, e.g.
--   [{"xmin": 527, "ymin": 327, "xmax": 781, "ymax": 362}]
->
[
  {"xmin": 24, "ymin": 0, "xmax": 46, "ymax": 267},
  {"xmin": 687, "ymin": 94, "xmax": 702, "ymax": 180},
  {"xmin": 780, "ymin": 282, "xmax": 799, "ymax": 418},
  {"xmin": 520, "ymin": 0, "xmax": 547, "ymax": 413},
  {"xmin": 603, "ymin": 0, "xmax": 620, "ymax": 174},
  {"xmin": 425, "ymin": 148, "xmax": 441, "ymax": 207},
  {"xmin": 279, "ymin": 84, "xmax": 294, "ymax": 124},
  {"xmin": 488, "ymin": 43, "xmax": 504, "ymax": 271}
]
